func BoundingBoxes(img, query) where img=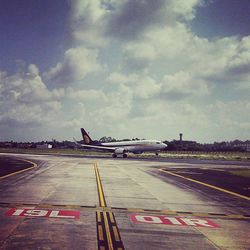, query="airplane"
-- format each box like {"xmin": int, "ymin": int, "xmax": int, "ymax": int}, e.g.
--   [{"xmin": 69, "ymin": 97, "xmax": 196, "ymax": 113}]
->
[{"xmin": 74, "ymin": 128, "xmax": 167, "ymax": 158}]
